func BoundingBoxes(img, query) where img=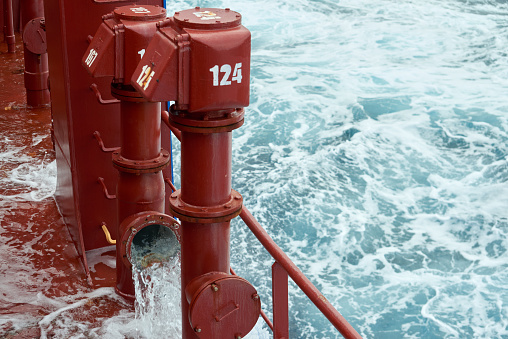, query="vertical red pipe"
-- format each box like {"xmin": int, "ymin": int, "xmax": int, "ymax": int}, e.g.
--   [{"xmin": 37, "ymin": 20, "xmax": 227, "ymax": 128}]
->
[
  {"xmin": 180, "ymin": 131, "xmax": 233, "ymax": 338},
  {"xmin": 3, "ymin": 0, "xmax": 15, "ymax": 53},
  {"xmin": 20, "ymin": 0, "xmax": 50, "ymax": 107},
  {"xmin": 115, "ymin": 100, "xmax": 165, "ymax": 299}
]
